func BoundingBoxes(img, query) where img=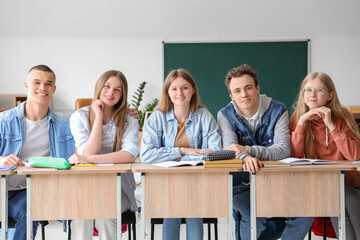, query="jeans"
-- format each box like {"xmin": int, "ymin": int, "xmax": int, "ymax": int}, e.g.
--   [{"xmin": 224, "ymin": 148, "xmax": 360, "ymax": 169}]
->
[
  {"xmin": 233, "ymin": 186, "xmax": 314, "ymax": 240},
  {"xmin": 162, "ymin": 218, "xmax": 203, "ymax": 240},
  {"xmin": 233, "ymin": 187, "xmax": 266, "ymax": 240},
  {"xmin": 233, "ymin": 210, "xmax": 285, "ymax": 240},
  {"xmin": 8, "ymin": 189, "xmax": 39, "ymax": 240},
  {"xmin": 280, "ymin": 217, "xmax": 314, "ymax": 240}
]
